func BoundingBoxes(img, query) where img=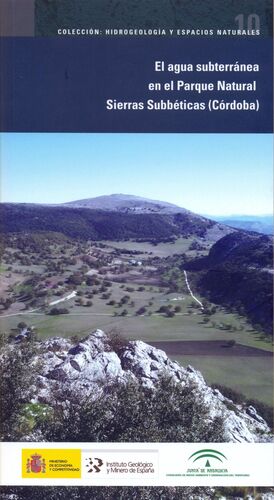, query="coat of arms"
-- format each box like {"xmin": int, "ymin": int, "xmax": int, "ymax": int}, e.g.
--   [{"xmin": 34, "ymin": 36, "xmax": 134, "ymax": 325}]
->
[{"xmin": 26, "ymin": 453, "xmax": 46, "ymax": 473}]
